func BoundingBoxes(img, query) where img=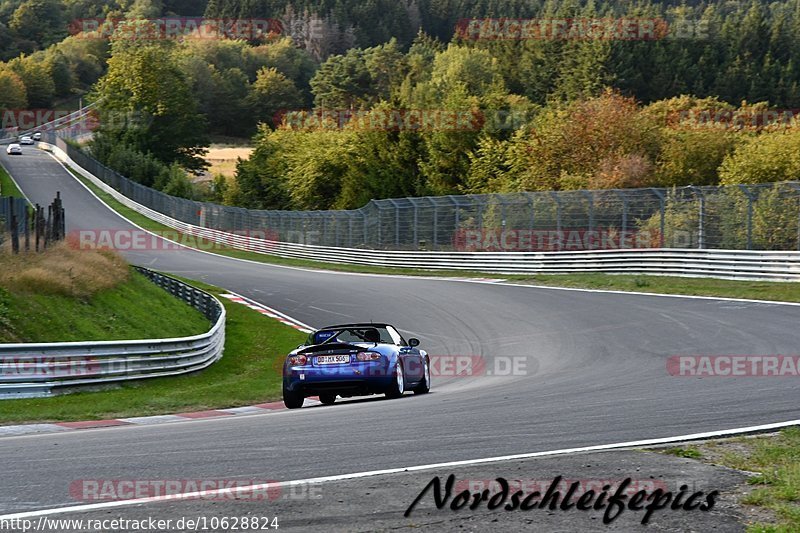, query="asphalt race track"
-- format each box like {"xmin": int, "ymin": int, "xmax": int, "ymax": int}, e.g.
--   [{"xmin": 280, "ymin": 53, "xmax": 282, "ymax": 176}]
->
[{"xmin": 0, "ymin": 148, "xmax": 798, "ymax": 530}]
